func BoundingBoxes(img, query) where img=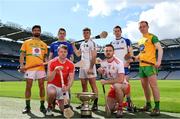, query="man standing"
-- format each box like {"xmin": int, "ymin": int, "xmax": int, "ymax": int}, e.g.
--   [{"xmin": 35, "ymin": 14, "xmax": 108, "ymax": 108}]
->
[
  {"xmin": 46, "ymin": 45, "xmax": 74, "ymax": 115},
  {"xmin": 98, "ymin": 44, "xmax": 130, "ymax": 118},
  {"xmin": 72, "ymin": 27, "xmax": 98, "ymax": 110},
  {"xmin": 19, "ymin": 25, "xmax": 48, "ymax": 113},
  {"xmin": 49, "ymin": 28, "xmax": 74, "ymax": 61},
  {"xmin": 137, "ymin": 21, "xmax": 163, "ymax": 116},
  {"xmin": 111, "ymin": 25, "xmax": 133, "ymax": 110}
]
